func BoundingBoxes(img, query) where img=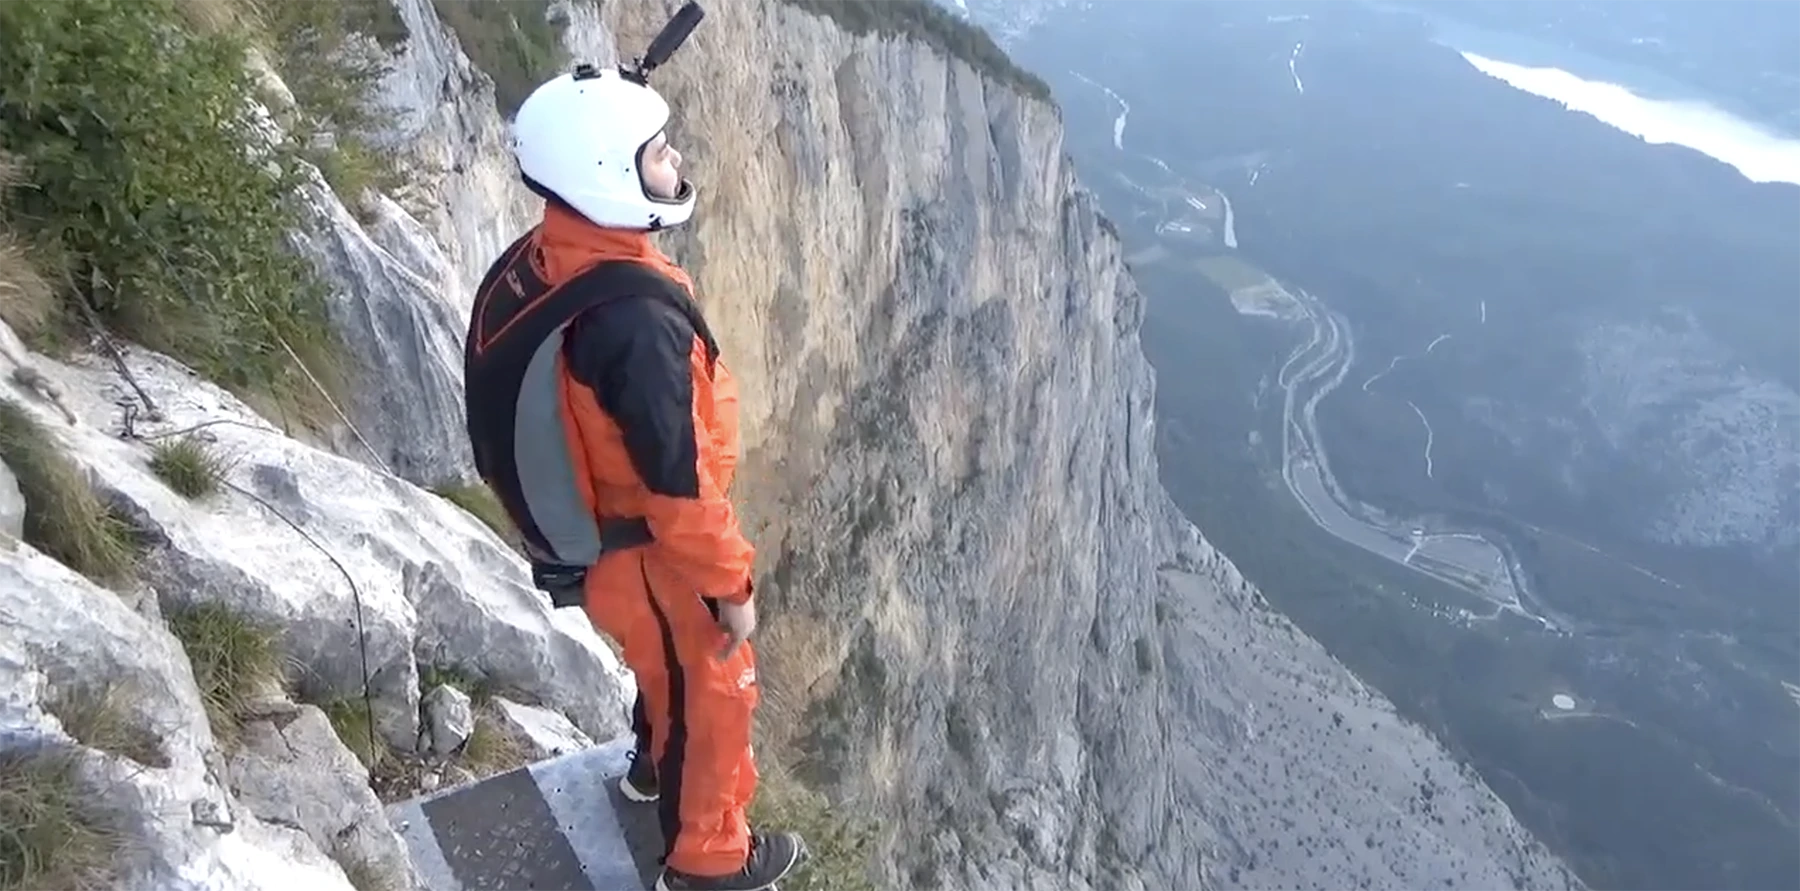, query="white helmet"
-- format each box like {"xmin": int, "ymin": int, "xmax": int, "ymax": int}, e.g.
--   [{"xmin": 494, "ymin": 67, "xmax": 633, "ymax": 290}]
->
[{"xmin": 510, "ymin": 64, "xmax": 696, "ymax": 231}]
